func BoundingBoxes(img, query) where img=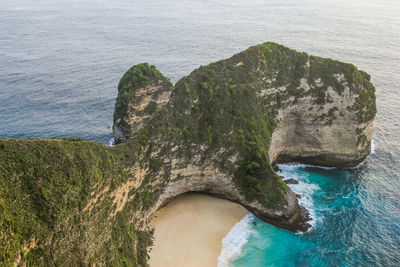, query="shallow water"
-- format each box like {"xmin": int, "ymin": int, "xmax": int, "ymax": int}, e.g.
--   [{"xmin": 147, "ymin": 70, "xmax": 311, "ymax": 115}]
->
[{"xmin": 1, "ymin": 0, "xmax": 399, "ymax": 266}]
